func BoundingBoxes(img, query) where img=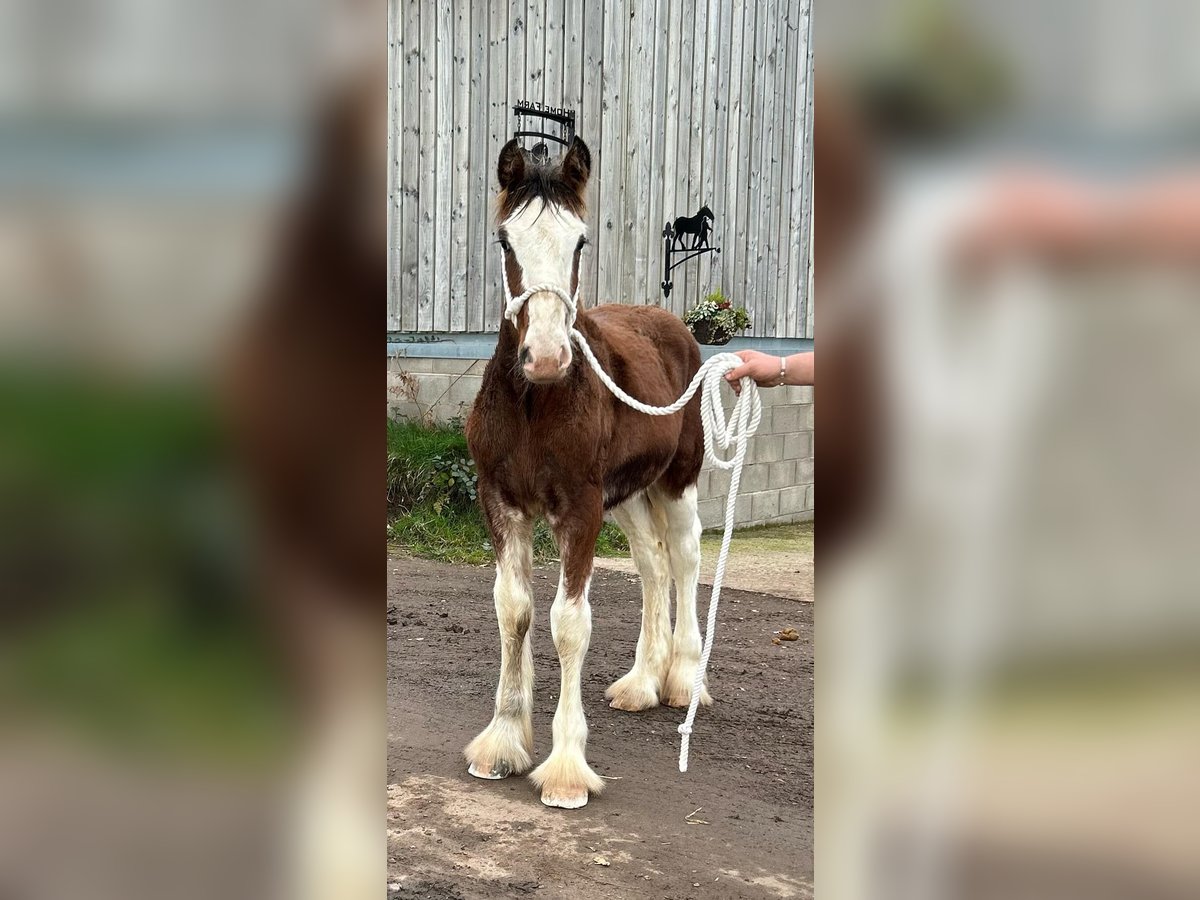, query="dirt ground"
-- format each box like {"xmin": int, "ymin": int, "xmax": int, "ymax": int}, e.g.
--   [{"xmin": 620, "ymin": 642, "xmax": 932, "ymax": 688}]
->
[
  {"xmin": 594, "ymin": 523, "xmax": 813, "ymax": 602},
  {"xmin": 388, "ymin": 554, "xmax": 813, "ymax": 900}
]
